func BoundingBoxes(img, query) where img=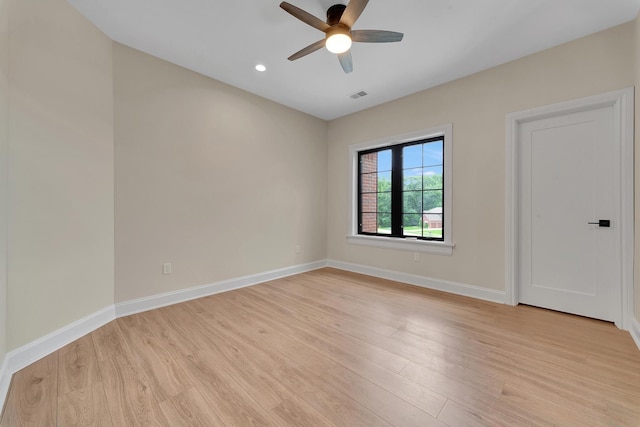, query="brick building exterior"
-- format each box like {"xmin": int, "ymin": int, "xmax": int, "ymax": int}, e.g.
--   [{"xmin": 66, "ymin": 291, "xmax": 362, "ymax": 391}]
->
[{"xmin": 360, "ymin": 152, "xmax": 378, "ymax": 233}]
